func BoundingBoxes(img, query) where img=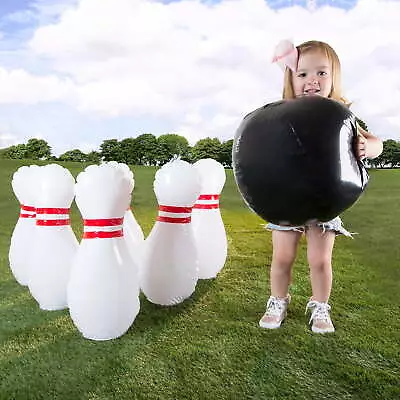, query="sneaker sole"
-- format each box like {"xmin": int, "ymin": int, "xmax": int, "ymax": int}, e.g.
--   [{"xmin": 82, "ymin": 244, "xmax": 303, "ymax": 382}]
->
[
  {"xmin": 259, "ymin": 295, "xmax": 290, "ymax": 330},
  {"xmin": 259, "ymin": 311, "xmax": 287, "ymax": 329},
  {"xmin": 311, "ymin": 326, "xmax": 335, "ymax": 334},
  {"xmin": 259, "ymin": 320, "xmax": 282, "ymax": 329}
]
